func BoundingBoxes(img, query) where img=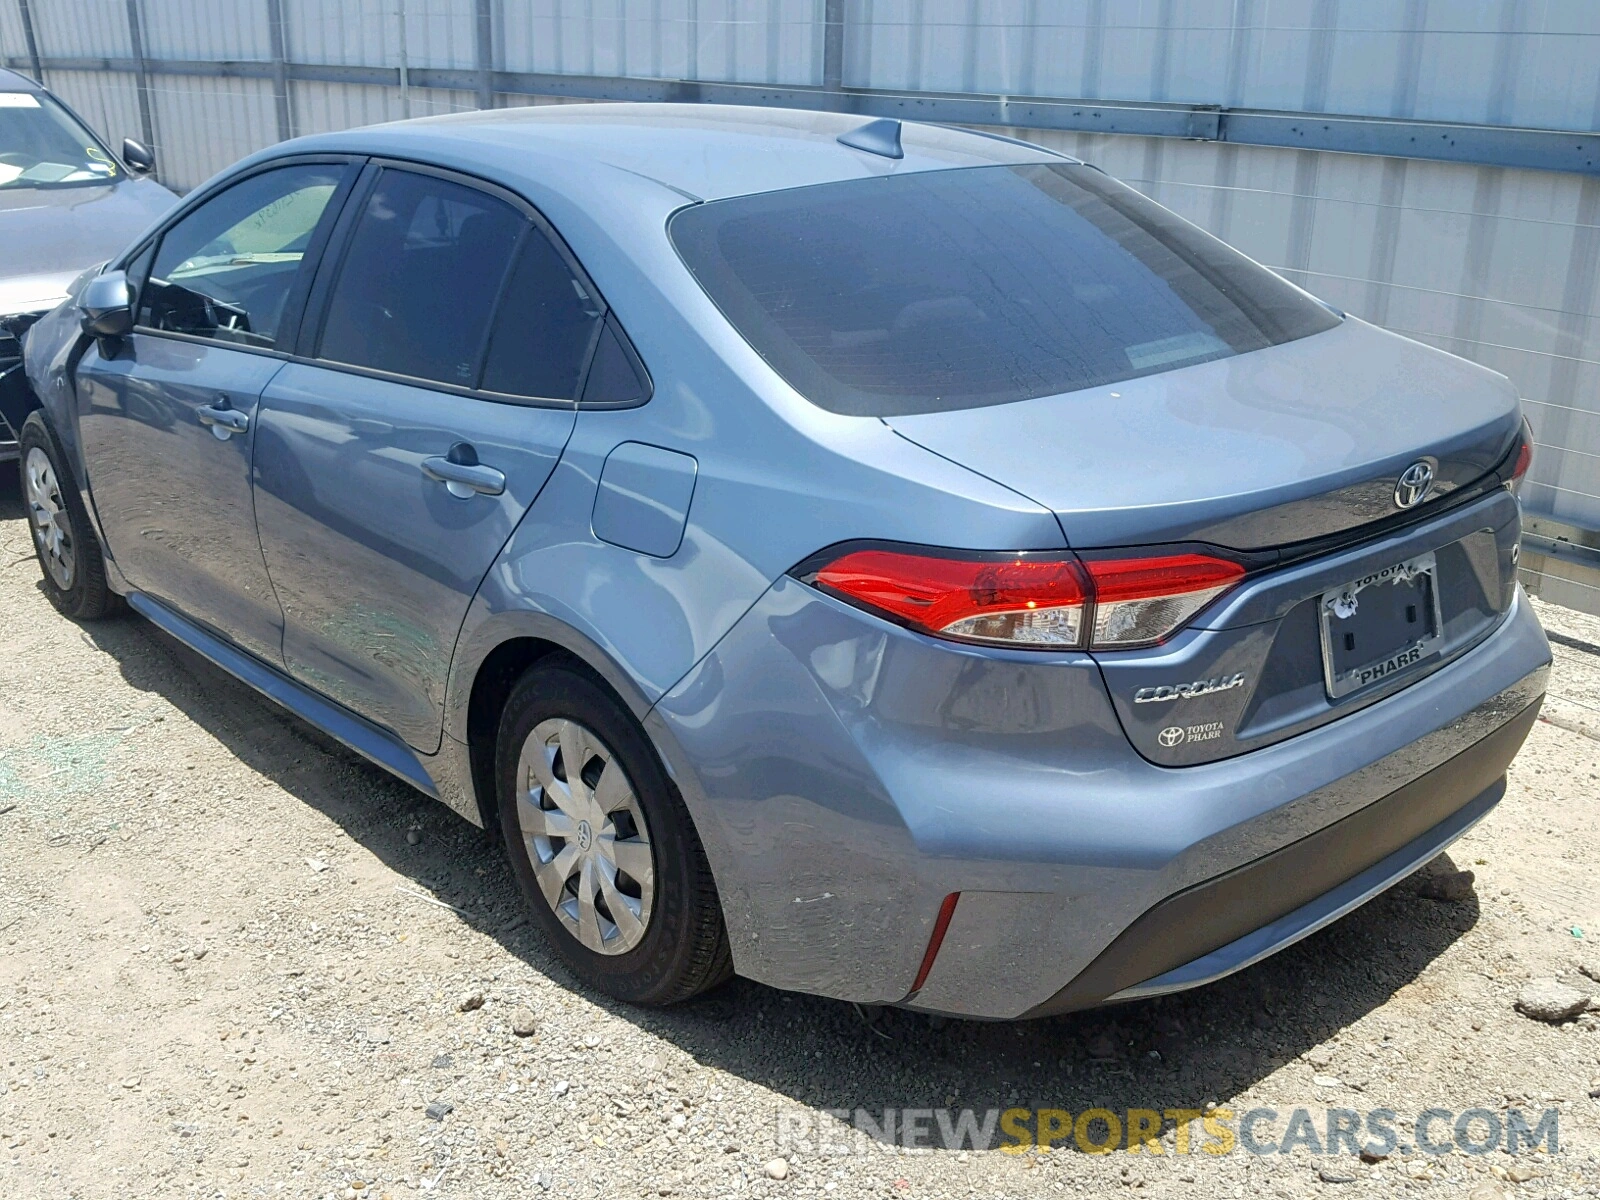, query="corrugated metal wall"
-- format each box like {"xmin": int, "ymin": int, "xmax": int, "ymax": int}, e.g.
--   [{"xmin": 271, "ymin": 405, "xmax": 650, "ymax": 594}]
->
[
  {"xmin": 3, "ymin": 1, "xmax": 1599, "ymax": 609},
  {"xmin": 849, "ymin": 0, "xmax": 1600, "ymax": 130},
  {"xmin": 41, "ymin": 68, "xmax": 142, "ymax": 145},
  {"xmin": 1017, "ymin": 127, "xmax": 1600, "ymax": 612},
  {"xmin": 496, "ymin": 0, "xmax": 820, "ymax": 82}
]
